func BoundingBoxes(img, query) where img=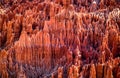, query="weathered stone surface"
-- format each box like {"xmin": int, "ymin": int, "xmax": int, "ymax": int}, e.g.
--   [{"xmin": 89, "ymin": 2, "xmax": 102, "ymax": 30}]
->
[{"xmin": 0, "ymin": 0, "xmax": 120, "ymax": 78}]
